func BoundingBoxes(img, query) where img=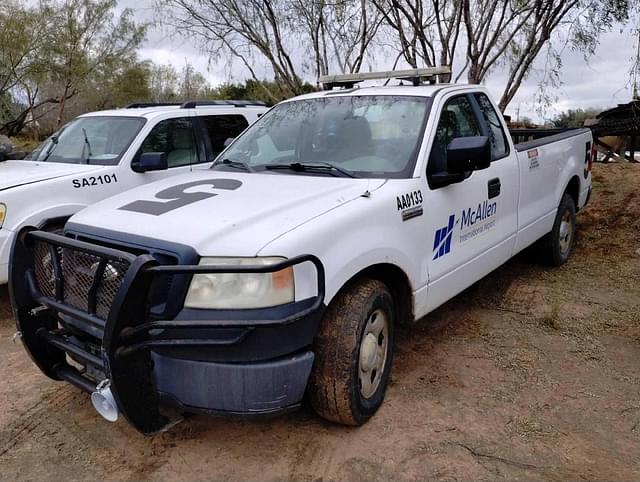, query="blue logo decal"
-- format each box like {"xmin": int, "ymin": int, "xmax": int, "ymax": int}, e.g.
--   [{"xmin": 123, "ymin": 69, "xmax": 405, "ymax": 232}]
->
[{"xmin": 432, "ymin": 214, "xmax": 455, "ymax": 260}]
